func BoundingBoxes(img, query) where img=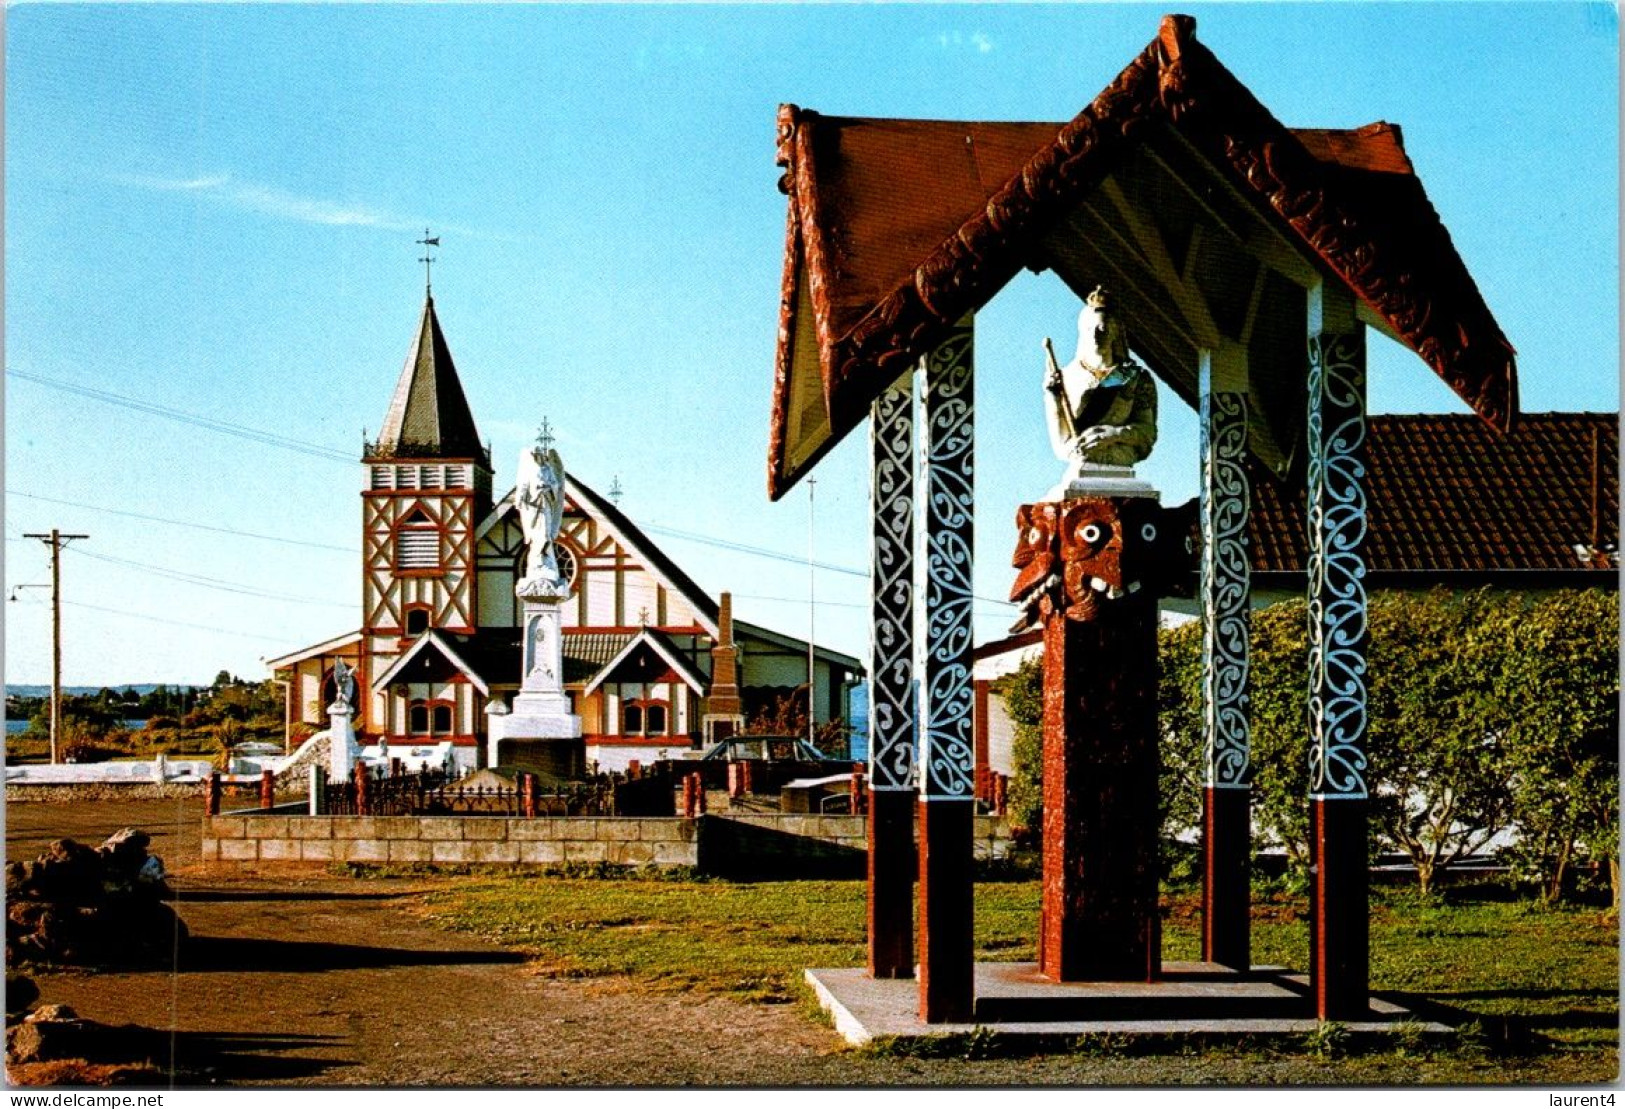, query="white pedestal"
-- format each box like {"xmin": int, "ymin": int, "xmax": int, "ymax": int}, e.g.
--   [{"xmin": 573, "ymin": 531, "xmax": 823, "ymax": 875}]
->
[
  {"xmin": 328, "ymin": 706, "xmax": 360, "ymax": 779},
  {"xmin": 487, "ymin": 593, "xmax": 583, "ymax": 774},
  {"xmin": 1046, "ymin": 461, "xmax": 1160, "ymax": 502}
]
